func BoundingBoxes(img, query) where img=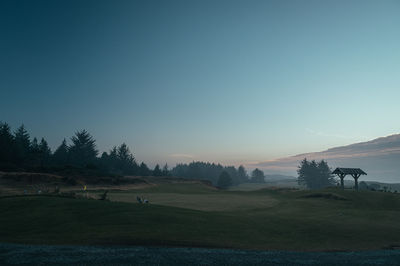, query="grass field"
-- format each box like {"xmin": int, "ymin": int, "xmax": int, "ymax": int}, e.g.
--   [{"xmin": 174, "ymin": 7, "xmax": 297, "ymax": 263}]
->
[
  {"xmin": 1, "ymin": 181, "xmax": 400, "ymax": 251},
  {"xmin": 107, "ymin": 183, "xmax": 278, "ymax": 211}
]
